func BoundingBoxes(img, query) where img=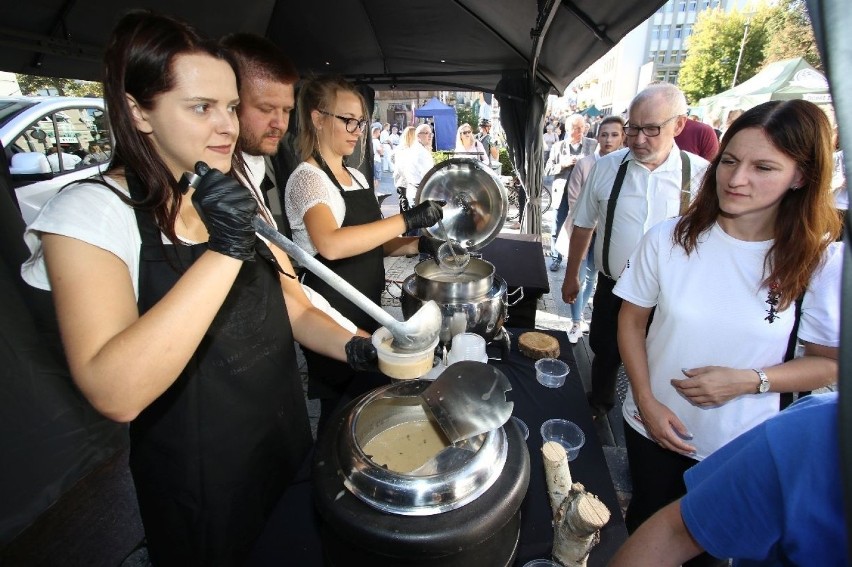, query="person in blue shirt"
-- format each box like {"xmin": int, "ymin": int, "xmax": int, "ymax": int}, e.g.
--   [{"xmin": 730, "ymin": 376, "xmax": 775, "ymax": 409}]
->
[{"xmin": 609, "ymin": 392, "xmax": 847, "ymax": 567}]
